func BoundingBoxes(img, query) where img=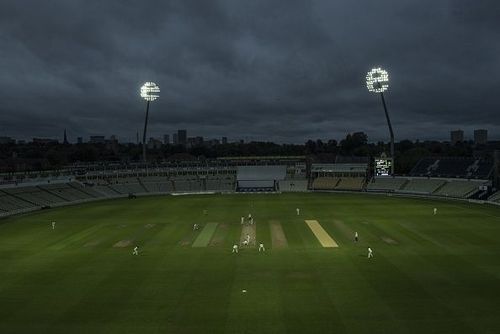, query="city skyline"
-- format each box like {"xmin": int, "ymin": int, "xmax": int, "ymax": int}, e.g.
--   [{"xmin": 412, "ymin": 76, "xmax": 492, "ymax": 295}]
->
[{"xmin": 0, "ymin": 127, "xmax": 493, "ymax": 146}]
